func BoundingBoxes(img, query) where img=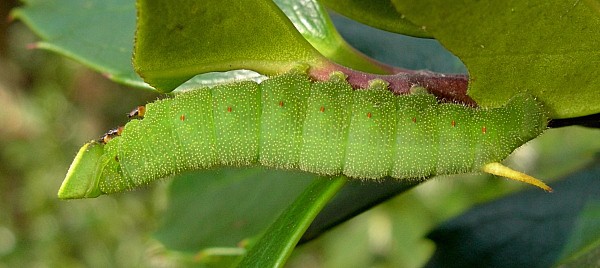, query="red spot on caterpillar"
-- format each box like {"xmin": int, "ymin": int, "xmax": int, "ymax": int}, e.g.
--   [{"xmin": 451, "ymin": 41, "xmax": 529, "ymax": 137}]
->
[
  {"xmin": 320, "ymin": 106, "xmax": 325, "ymax": 113},
  {"xmin": 412, "ymin": 117, "xmax": 417, "ymax": 123},
  {"xmin": 451, "ymin": 120, "xmax": 456, "ymax": 127},
  {"xmin": 227, "ymin": 107, "xmax": 232, "ymax": 113},
  {"xmin": 128, "ymin": 105, "xmax": 146, "ymax": 118},
  {"xmin": 482, "ymin": 126, "xmax": 487, "ymax": 134},
  {"xmin": 367, "ymin": 112, "xmax": 372, "ymax": 118},
  {"xmin": 279, "ymin": 101, "xmax": 284, "ymax": 107},
  {"xmin": 180, "ymin": 114, "xmax": 186, "ymax": 121}
]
